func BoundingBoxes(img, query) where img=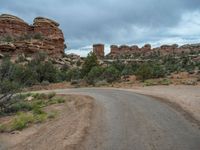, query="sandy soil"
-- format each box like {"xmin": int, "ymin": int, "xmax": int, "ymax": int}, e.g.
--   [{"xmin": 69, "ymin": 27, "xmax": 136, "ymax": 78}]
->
[
  {"xmin": 0, "ymin": 95, "xmax": 94, "ymax": 150},
  {"xmin": 125, "ymin": 85, "xmax": 200, "ymax": 122}
]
